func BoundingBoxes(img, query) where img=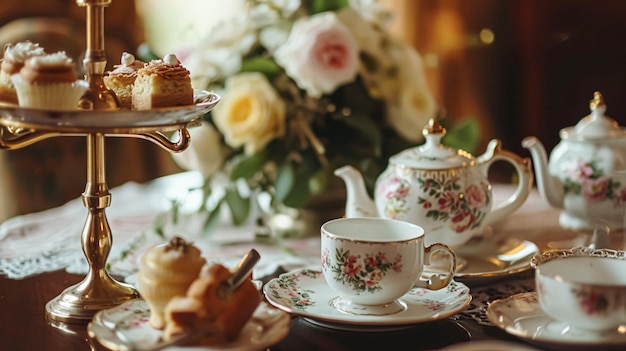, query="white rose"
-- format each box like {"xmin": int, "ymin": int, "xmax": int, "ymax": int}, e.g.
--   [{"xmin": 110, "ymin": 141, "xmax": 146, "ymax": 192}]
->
[
  {"xmin": 274, "ymin": 12, "xmax": 359, "ymax": 98},
  {"xmin": 183, "ymin": 16, "xmax": 256, "ymax": 88},
  {"xmin": 212, "ymin": 72, "xmax": 286, "ymax": 155},
  {"xmin": 336, "ymin": 8, "xmax": 391, "ymax": 98},
  {"xmin": 348, "ymin": 0, "xmax": 393, "ymax": 28},
  {"xmin": 171, "ymin": 122, "xmax": 226, "ymax": 178},
  {"xmin": 259, "ymin": 21, "xmax": 292, "ymax": 53},
  {"xmin": 385, "ymin": 41, "xmax": 437, "ymax": 142}
]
